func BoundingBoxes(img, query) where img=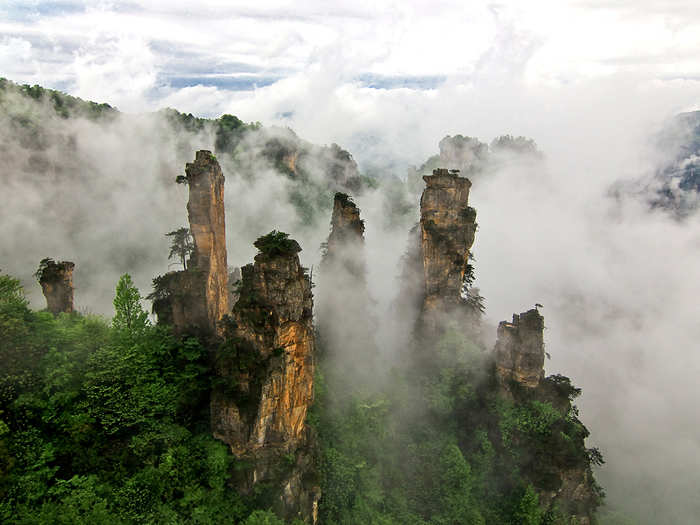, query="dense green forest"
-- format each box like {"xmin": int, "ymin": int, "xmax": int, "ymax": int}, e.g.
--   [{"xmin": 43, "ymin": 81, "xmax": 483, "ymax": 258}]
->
[
  {"xmin": 1, "ymin": 272, "xmax": 300, "ymax": 524},
  {"xmin": 0, "ymin": 267, "xmax": 602, "ymax": 524}
]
